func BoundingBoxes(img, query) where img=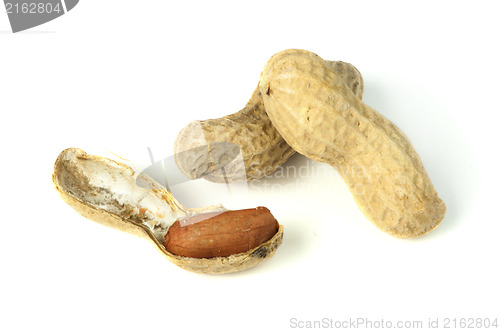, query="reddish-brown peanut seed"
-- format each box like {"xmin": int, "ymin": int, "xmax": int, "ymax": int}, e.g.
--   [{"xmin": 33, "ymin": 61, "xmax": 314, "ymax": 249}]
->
[{"xmin": 164, "ymin": 207, "xmax": 279, "ymax": 259}]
